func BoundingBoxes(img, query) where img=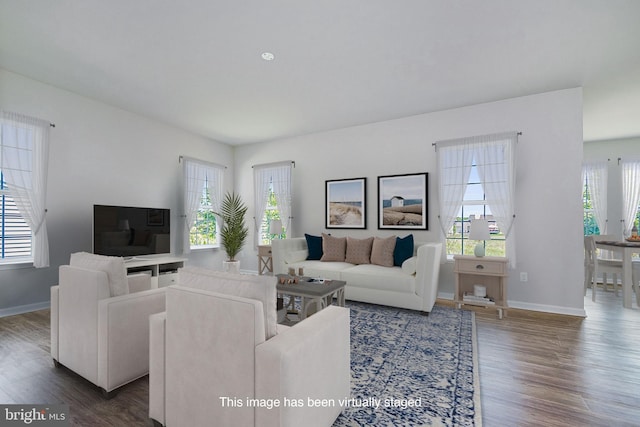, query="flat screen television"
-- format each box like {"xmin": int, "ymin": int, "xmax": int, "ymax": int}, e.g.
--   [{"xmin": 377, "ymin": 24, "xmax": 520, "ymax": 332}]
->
[{"xmin": 93, "ymin": 204, "xmax": 170, "ymax": 257}]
